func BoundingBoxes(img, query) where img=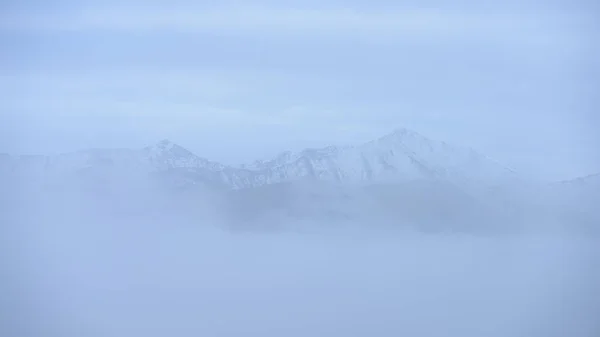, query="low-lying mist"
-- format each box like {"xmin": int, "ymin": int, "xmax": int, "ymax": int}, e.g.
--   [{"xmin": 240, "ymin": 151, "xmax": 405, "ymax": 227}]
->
[{"xmin": 2, "ymin": 182, "xmax": 599, "ymax": 337}]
